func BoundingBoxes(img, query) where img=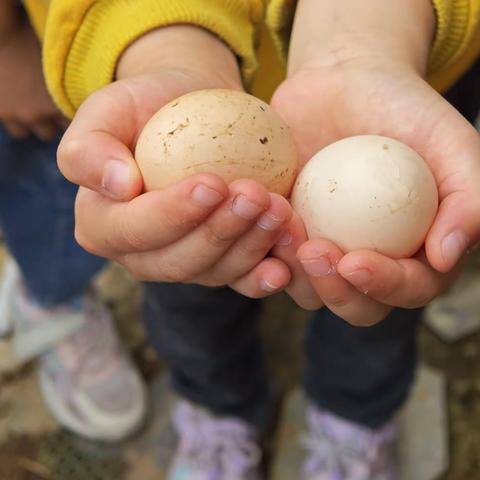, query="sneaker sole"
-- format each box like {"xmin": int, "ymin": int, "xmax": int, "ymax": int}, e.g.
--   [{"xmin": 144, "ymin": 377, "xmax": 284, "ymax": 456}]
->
[{"xmin": 39, "ymin": 367, "xmax": 147, "ymax": 443}]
